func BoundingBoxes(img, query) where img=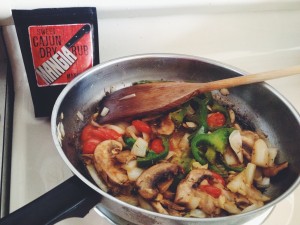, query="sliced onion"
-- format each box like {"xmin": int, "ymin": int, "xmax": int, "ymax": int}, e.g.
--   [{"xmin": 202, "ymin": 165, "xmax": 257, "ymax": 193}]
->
[
  {"xmin": 187, "ymin": 196, "xmax": 201, "ymax": 210},
  {"xmin": 223, "ymin": 201, "xmax": 241, "ymax": 214},
  {"xmin": 115, "ymin": 122, "xmax": 130, "ymax": 130},
  {"xmin": 245, "ymin": 185, "xmax": 270, "ymax": 201},
  {"xmin": 124, "ymin": 160, "xmax": 144, "ymax": 181},
  {"xmin": 185, "ymin": 122, "xmax": 197, "ymax": 128},
  {"xmin": 223, "ymin": 148, "xmax": 239, "ymax": 166},
  {"xmin": 126, "ymin": 125, "xmax": 139, "ymax": 139},
  {"xmin": 229, "ymin": 130, "xmax": 243, "ymax": 163},
  {"xmin": 178, "ymin": 133, "xmax": 190, "ymax": 151},
  {"xmin": 131, "ymin": 137, "xmax": 148, "ymax": 157},
  {"xmin": 123, "ymin": 160, "xmax": 138, "ymax": 170},
  {"xmin": 251, "ymin": 139, "xmax": 269, "ymax": 167},
  {"xmin": 244, "ymin": 163, "xmax": 256, "ymax": 186},
  {"xmin": 103, "ymin": 124, "xmax": 125, "ymax": 134},
  {"xmin": 138, "ymin": 196, "xmax": 154, "ymax": 211},
  {"xmin": 227, "ymin": 171, "xmax": 246, "ymax": 195},
  {"xmin": 256, "ymin": 177, "xmax": 270, "ymax": 188},
  {"xmin": 254, "ymin": 167, "xmax": 263, "ymax": 182},
  {"xmin": 189, "ymin": 209, "xmax": 206, "ymax": 218},
  {"xmin": 142, "ymin": 132, "xmax": 150, "ymax": 142},
  {"xmin": 127, "ymin": 167, "xmax": 144, "ymax": 181},
  {"xmin": 85, "ymin": 164, "xmax": 108, "ymax": 192}
]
